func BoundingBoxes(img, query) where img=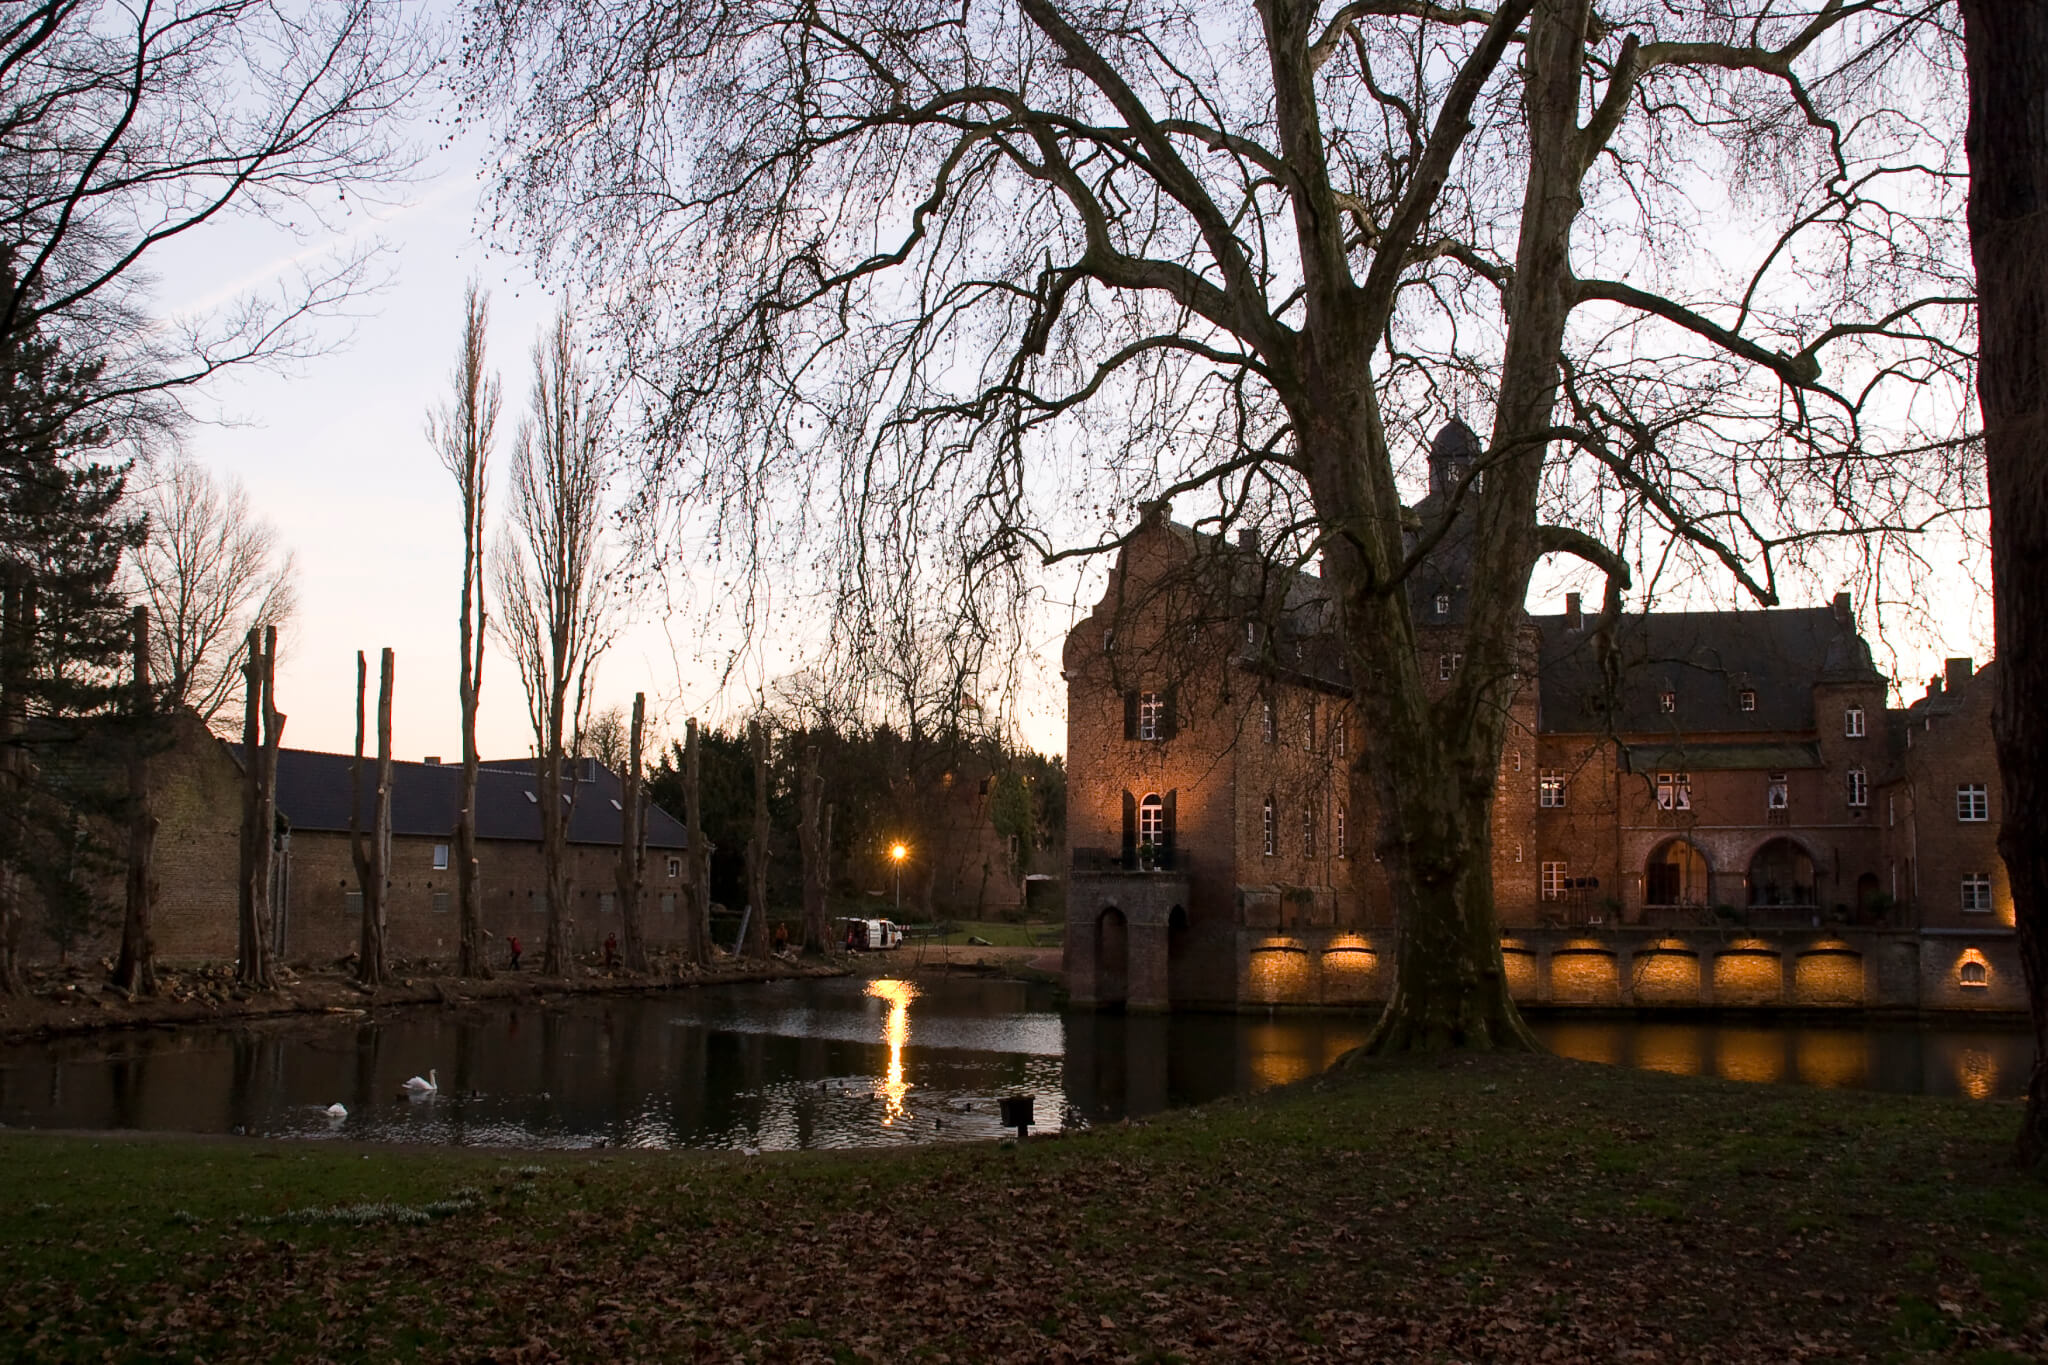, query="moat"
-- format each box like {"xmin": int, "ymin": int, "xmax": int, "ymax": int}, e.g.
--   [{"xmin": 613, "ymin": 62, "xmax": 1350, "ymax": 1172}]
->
[{"xmin": 0, "ymin": 977, "xmax": 2030, "ymax": 1150}]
